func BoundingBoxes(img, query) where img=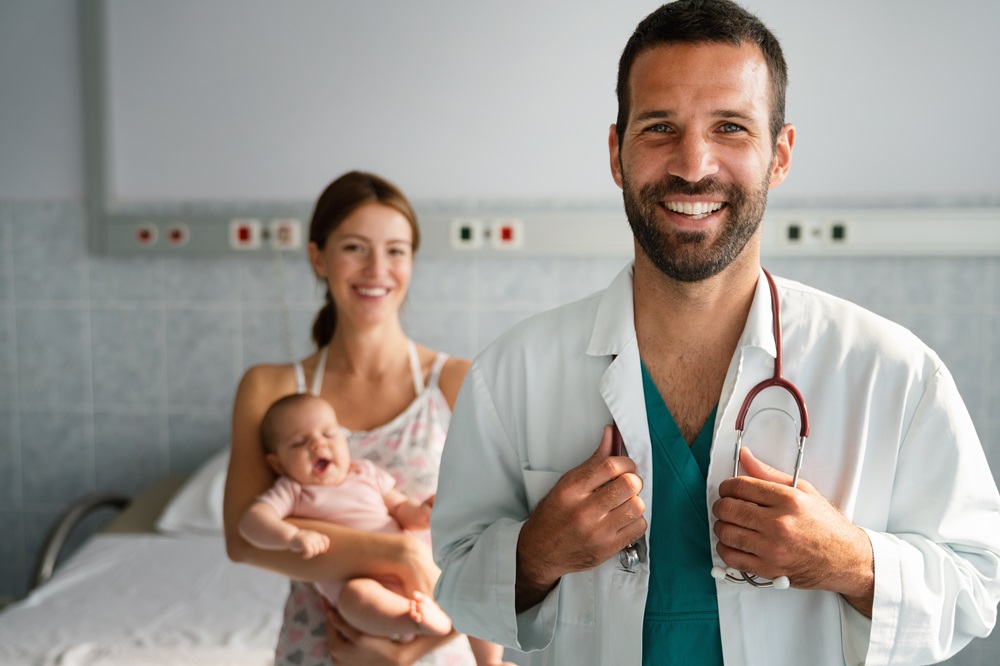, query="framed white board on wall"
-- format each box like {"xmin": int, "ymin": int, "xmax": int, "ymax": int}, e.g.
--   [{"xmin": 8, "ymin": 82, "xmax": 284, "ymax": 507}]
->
[{"xmin": 84, "ymin": 0, "xmax": 1000, "ymax": 254}]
